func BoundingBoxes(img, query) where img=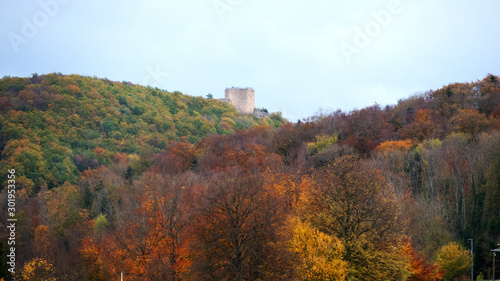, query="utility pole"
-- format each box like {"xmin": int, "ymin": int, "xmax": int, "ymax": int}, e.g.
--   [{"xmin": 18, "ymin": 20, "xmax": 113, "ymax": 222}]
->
[
  {"xmin": 492, "ymin": 247, "xmax": 500, "ymax": 281},
  {"xmin": 468, "ymin": 239, "xmax": 473, "ymax": 281}
]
